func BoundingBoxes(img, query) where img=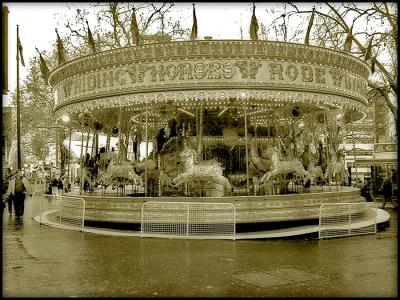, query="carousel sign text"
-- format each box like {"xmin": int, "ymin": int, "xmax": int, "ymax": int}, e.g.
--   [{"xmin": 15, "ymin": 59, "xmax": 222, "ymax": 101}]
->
[{"xmin": 64, "ymin": 60, "xmax": 367, "ymax": 99}]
